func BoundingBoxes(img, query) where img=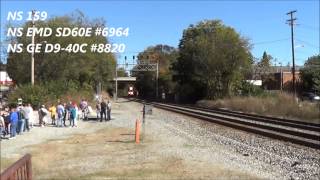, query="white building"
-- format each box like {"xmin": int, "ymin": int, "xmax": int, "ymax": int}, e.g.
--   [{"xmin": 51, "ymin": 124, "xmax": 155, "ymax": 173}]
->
[{"xmin": 0, "ymin": 71, "xmax": 13, "ymax": 92}]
